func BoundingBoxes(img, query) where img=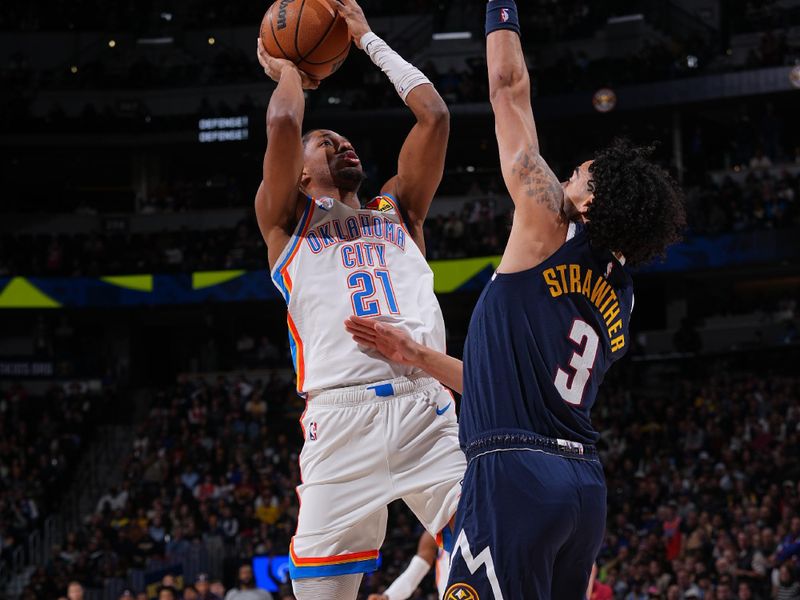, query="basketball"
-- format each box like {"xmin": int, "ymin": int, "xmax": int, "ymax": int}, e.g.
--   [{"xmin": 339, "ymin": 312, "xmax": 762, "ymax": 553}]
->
[{"xmin": 260, "ymin": 0, "xmax": 351, "ymax": 80}]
